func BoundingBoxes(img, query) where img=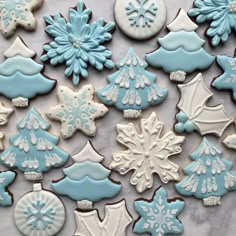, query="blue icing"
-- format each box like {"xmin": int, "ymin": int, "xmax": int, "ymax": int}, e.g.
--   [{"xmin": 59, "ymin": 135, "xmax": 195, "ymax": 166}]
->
[
  {"xmin": 97, "ymin": 48, "xmax": 168, "ymax": 114},
  {"xmin": 41, "ymin": 0, "xmax": 115, "ymax": 85},
  {"xmin": 212, "ymin": 55, "xmax": 236, "ymax": 101},
  {"xmin": 0, "ymin": 170, "xmax": 16, "ymax": 206},
  {"xmin": 176, "ymin": 138, "xmax": 236, "ymax": 202},
  {"xmin": 175, "ymin": 111, "xmax": 196, "ymax": 134},
  {"xmin": 133, "ymin": 187, "xmax": 185, "ymax": 236}
]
